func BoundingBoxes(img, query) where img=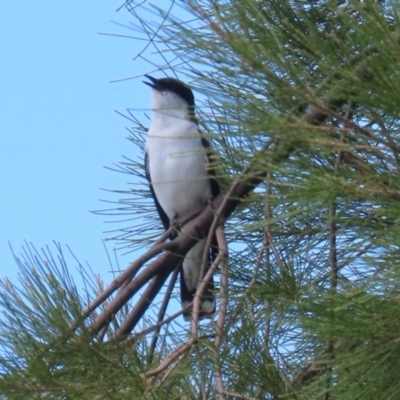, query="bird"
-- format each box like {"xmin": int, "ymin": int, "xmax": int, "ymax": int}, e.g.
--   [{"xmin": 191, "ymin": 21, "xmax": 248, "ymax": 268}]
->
[{"xmin": 143, "ymin": 75, "xmax": 220, "ymax": 320}]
